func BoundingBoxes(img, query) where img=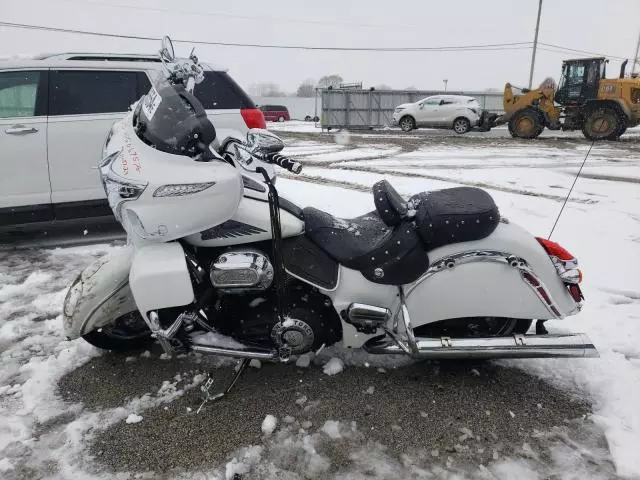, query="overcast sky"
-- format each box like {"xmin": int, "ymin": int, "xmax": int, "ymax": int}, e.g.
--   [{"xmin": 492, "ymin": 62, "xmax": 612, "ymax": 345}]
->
[{"xmin": 2, "ymin": 0, "xmax": 639, "ymax": 93}]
